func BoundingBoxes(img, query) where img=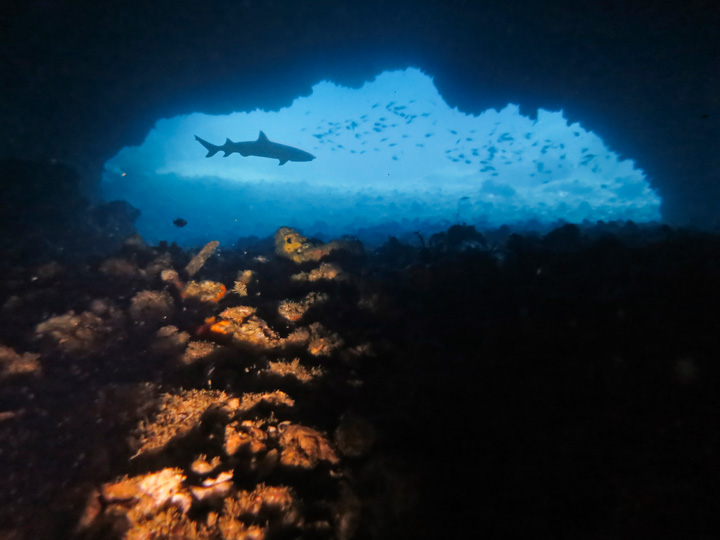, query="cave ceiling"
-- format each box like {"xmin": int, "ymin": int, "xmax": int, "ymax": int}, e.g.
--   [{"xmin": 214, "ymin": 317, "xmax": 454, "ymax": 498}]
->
[{"xmin": 1, "ymin": 0, "xmax": 717, "ymax": 224}]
